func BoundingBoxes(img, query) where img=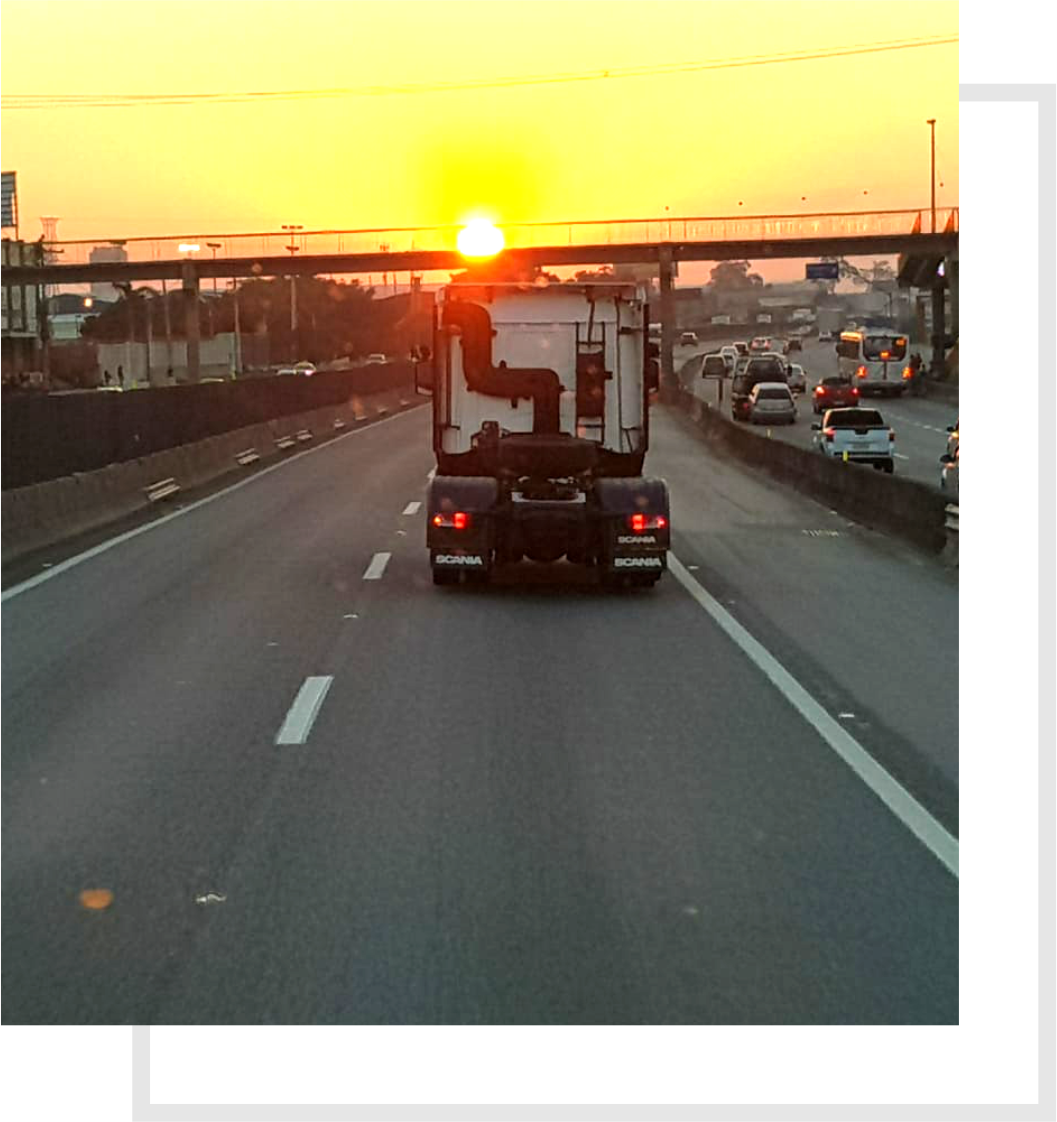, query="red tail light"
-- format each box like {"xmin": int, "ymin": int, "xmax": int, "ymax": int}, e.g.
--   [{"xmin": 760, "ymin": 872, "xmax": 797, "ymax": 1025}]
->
[
  {"xmin": 626, "ymin": 513, "xmax": 667, "ymax": 532},
  {"xmin": 856, "ymin": 365, "xmax": 867, "ymax": 378},
  {"xmin": 889, "ymin": 431, "xmax": 896, "ymax": 441},
  {"xmin": 432, "ymin": 511, "xmax": 471, "ymax": 529},
  {"xmin": 851, "ymin": 387, "xmax": 859, "ymax": 397},
  {"xmin": 814, "ymin": 386, "xmax": 824, "ymax": 395},
  {"xmin": 902, "ymin": 366, "xmax": 912, "ymax": 380},
  {"xmin": 824, "ymin": 428, "xmax": 835, "ymax": 442}
]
